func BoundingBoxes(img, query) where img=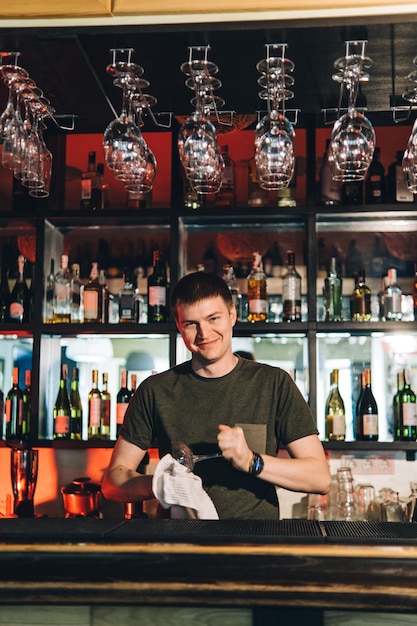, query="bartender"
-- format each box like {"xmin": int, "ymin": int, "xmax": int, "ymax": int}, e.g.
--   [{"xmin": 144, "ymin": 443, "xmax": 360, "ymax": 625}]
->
[{"xmin": 102, "ymin": 271, "xmax": 330, "ymax": 519}]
